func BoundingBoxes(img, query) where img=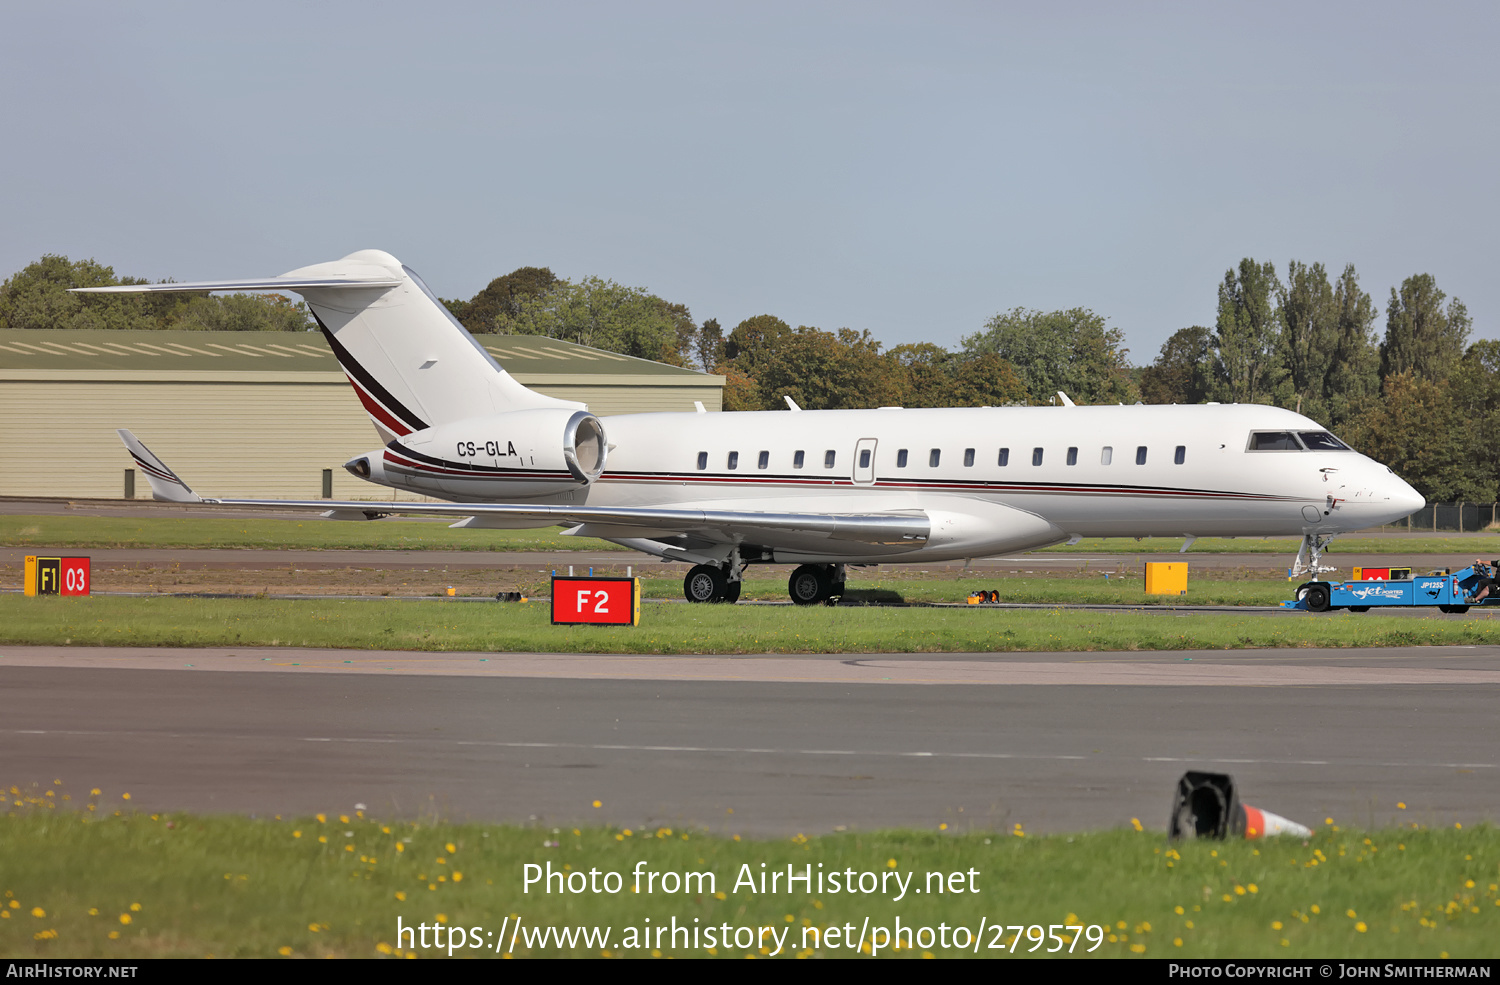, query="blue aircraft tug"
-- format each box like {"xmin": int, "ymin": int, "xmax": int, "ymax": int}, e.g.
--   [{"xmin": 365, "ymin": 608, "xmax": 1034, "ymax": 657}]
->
[{"xmin": 1283, "ymin": 562, "xmax": 1498, "ymax": 613}]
